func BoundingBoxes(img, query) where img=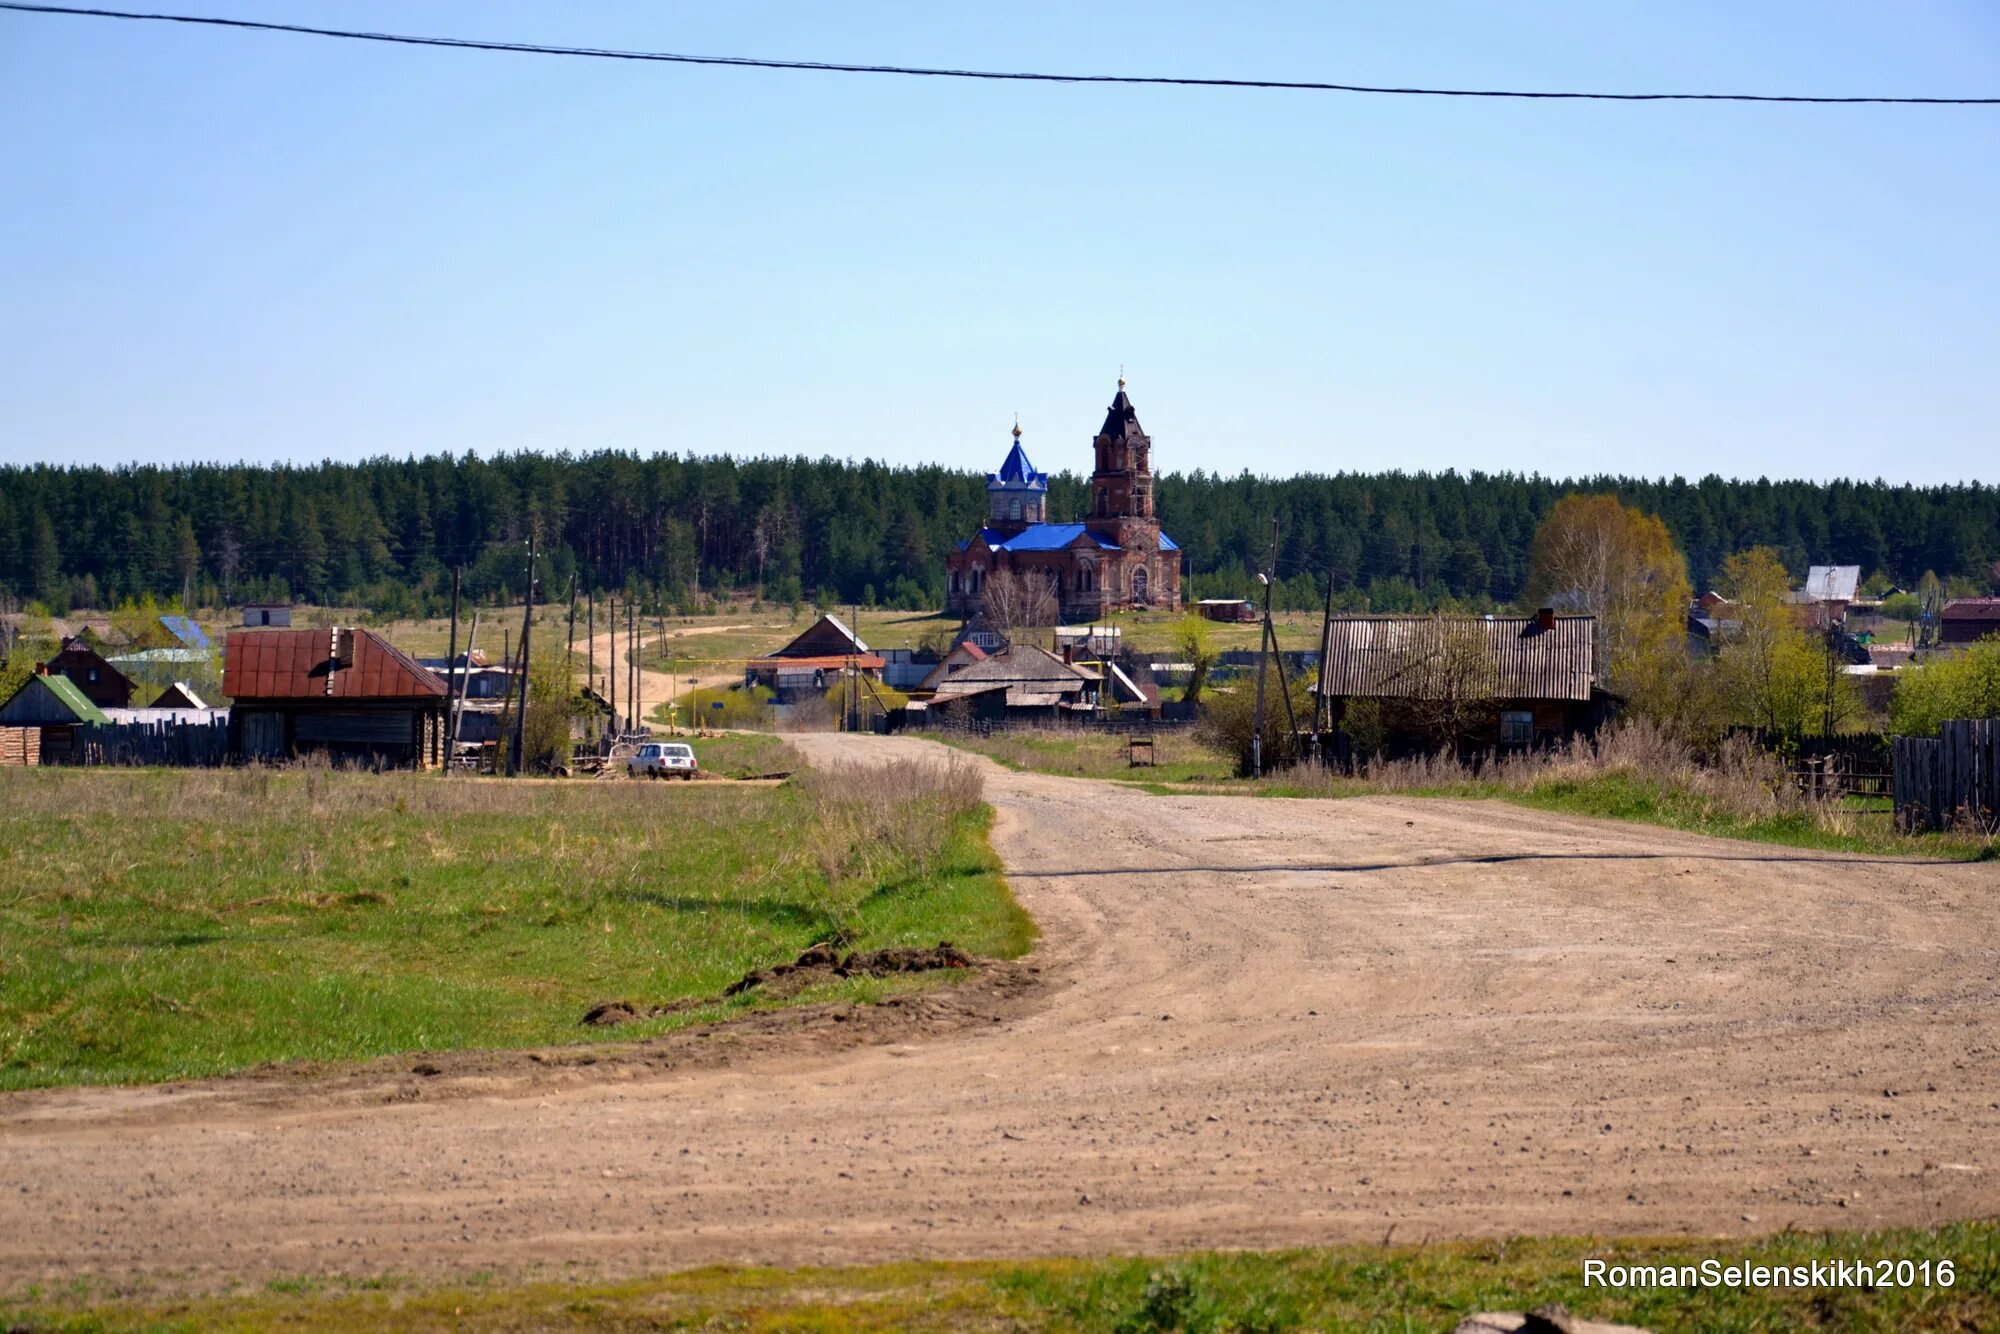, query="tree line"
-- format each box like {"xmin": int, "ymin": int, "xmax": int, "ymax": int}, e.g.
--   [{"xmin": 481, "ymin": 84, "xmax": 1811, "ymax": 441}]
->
[{"xmin": 1, "ymin": 452, "xmax": 1995, "ymax": 617}]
